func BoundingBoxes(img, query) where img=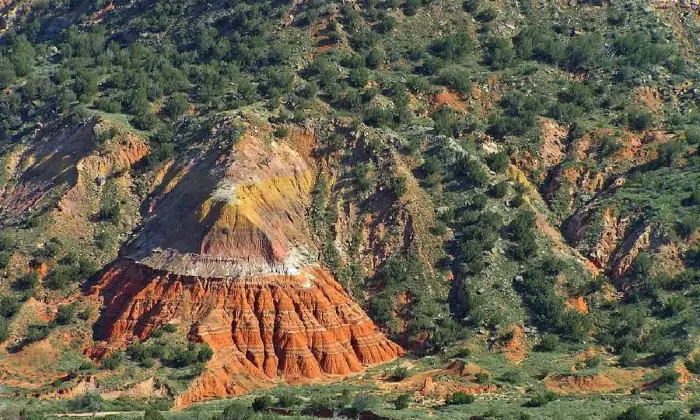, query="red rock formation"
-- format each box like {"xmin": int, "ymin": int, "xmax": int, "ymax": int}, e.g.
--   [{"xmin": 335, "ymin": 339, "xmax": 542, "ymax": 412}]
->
[
  {"xmin": 88, "ymin": 127, "xmax": 402, "ymax": 405},
  {"xmin": 91, "ymin": 259, "xmax": 402, "ymax": 405}
]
